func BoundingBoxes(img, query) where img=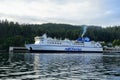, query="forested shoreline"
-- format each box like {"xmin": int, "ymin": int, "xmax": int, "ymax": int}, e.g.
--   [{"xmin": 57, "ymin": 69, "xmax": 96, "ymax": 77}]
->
[{"xmin": 0, "ymin": 20, "xmax": 120, "ymax": 51}]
